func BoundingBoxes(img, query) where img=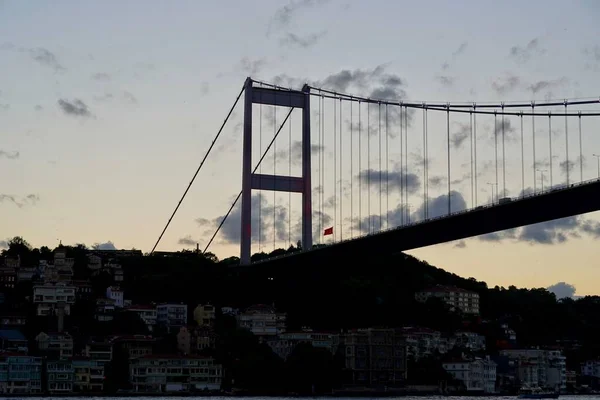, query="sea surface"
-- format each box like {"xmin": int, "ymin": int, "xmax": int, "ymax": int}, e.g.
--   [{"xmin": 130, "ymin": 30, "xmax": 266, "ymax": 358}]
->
[{"xmin": 4, "ymin": 397, "xmax": 600, "ymax": 400}]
